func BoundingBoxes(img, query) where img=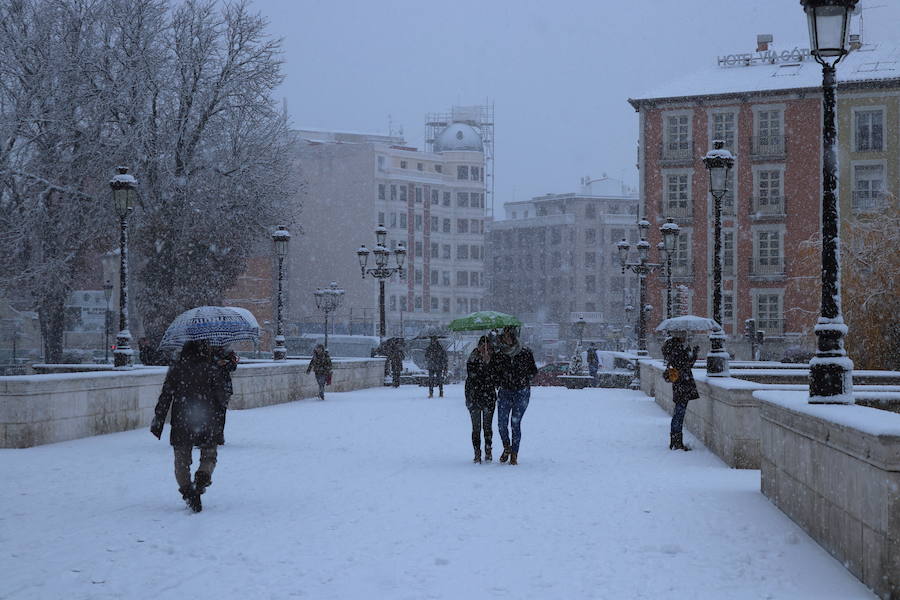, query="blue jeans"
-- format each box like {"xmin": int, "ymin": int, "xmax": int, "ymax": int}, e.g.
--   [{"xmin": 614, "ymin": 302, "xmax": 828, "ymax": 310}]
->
[
  {"xmin": 671, "ymin": 401, "xmax": 688, "ymax": 434},
  {"xmin": 497, "ymin": 388, "xmax": 530, "ymax": 454}
]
